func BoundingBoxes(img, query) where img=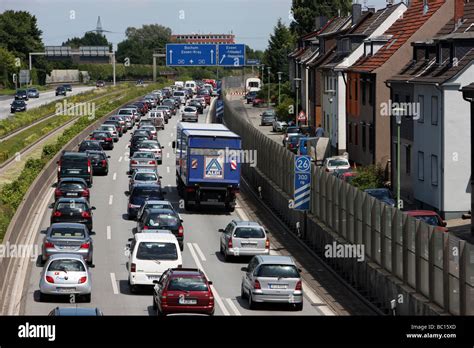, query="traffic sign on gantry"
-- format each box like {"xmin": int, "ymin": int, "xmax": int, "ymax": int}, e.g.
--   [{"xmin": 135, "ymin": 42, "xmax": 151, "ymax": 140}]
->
[
  {"xmin": 166, "ymin": 44, "xmax": 217, "ymax": 66},
  {"xmin": 217, "ymin": 44, "xmax": 245, "ymax": 67}
]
